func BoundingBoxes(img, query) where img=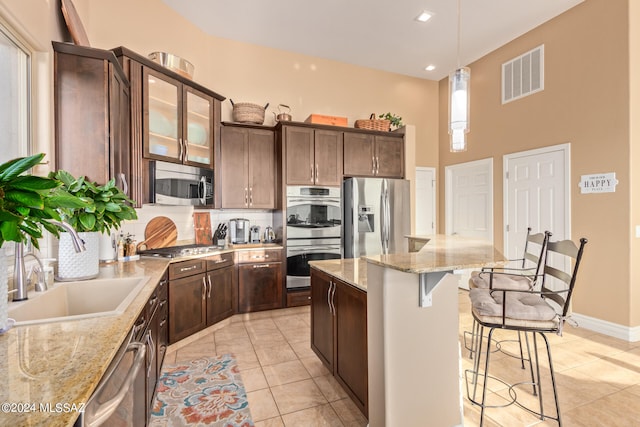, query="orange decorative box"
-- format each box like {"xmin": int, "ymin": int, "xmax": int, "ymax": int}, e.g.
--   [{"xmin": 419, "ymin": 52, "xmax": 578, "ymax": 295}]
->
[{"xmin": 305, "ymin": 114, "xmax": 348, "ymax": 127}]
